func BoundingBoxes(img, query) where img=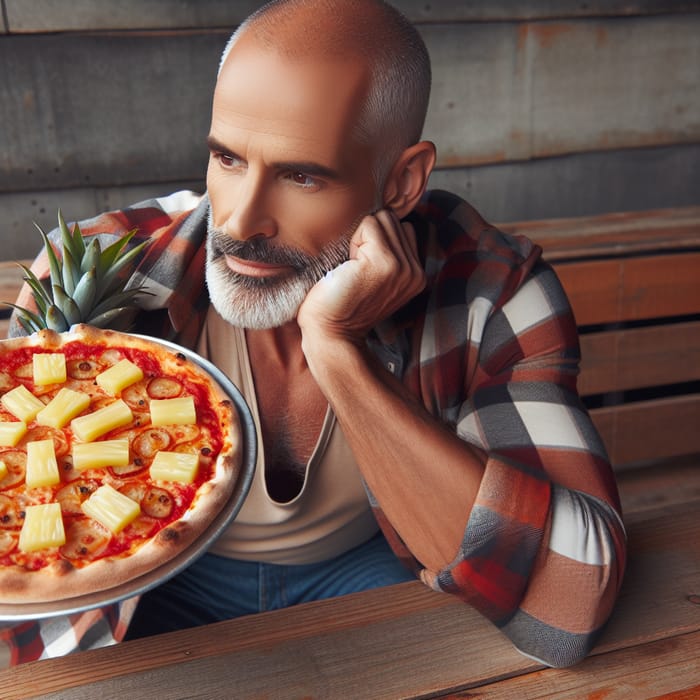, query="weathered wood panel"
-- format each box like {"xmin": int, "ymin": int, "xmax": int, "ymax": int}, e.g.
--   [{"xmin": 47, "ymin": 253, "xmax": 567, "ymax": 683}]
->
[
  {"xmin": 5, "ymin": 0, "xmax": 700, "ymax": 32},
  {"xmin": 4, "ymin": 0, "xmax": 260, "ymax": 32},
  {"xmin": 1, "ymin": 15, "xmax": 698, "ymax": 196},
  {"xmin": 430, "ymin": 142, "xmax": 700, "ymax": 223},
  {"xmin": 0, "ymin": 31, "xmax": 226, "ymax": 193},
  {"xmin": 0, "ymin": 181, "xmax": 204, "ymax": 261},
  {"xmin": 423, "ymin": 15, "xmax": 700, "ymax": 167},
  {"xmin": 526, "ymin": 17, "xmax": 700, "ymax": 159}
]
